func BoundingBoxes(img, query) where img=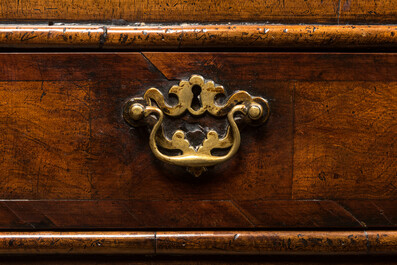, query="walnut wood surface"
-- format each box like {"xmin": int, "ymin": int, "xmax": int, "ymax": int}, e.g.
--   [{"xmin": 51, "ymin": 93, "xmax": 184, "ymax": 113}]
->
[
  {"xmin": 293, "ymin": 81, "xmax": 396, "ymax": 200},
  {"xmin": 0, "ymin": 53, "xmax": 395, "ymax": 230},
  {"xmin": 1, "ymin": 0, "xmax": 396, "ymax": 24},
  {"xmin": 0, "ymin": 232, "xmax": 155, "ymax": 254},
  {"xmin": 0, "ymin": 231, "xmax": 396, "ymax": 255},
  {"xmin": 1, "ymin": 25, "xmax": 396, "ymax": 49},
  {"xmin": 2, "ymin": 256, "xmax": 397, "ymax": 265},
  {"xmin": 156, "ymin": 231, "xmax": 397, "ymax": 255}
]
